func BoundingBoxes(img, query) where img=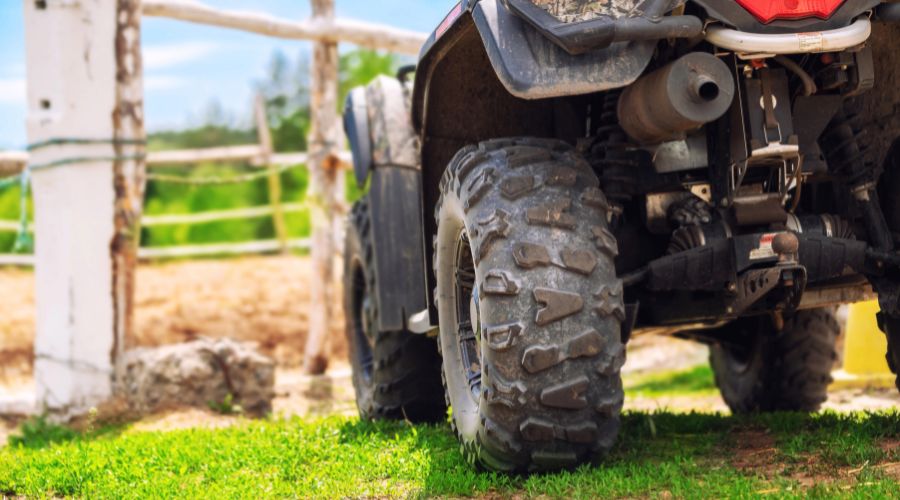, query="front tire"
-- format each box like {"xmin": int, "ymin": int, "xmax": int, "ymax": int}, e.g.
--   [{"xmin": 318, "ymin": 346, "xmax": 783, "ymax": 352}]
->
[
  {"xmin": 710, "ymin": 308, "xmax": 840, "ymax": 413},
  {"xmin": 434, "ymin": 138, "xmax": 626, "ymax": 472},
  {"xmin": 344, "ymin": 199, "xmax": 446, "ymax": 422}
]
